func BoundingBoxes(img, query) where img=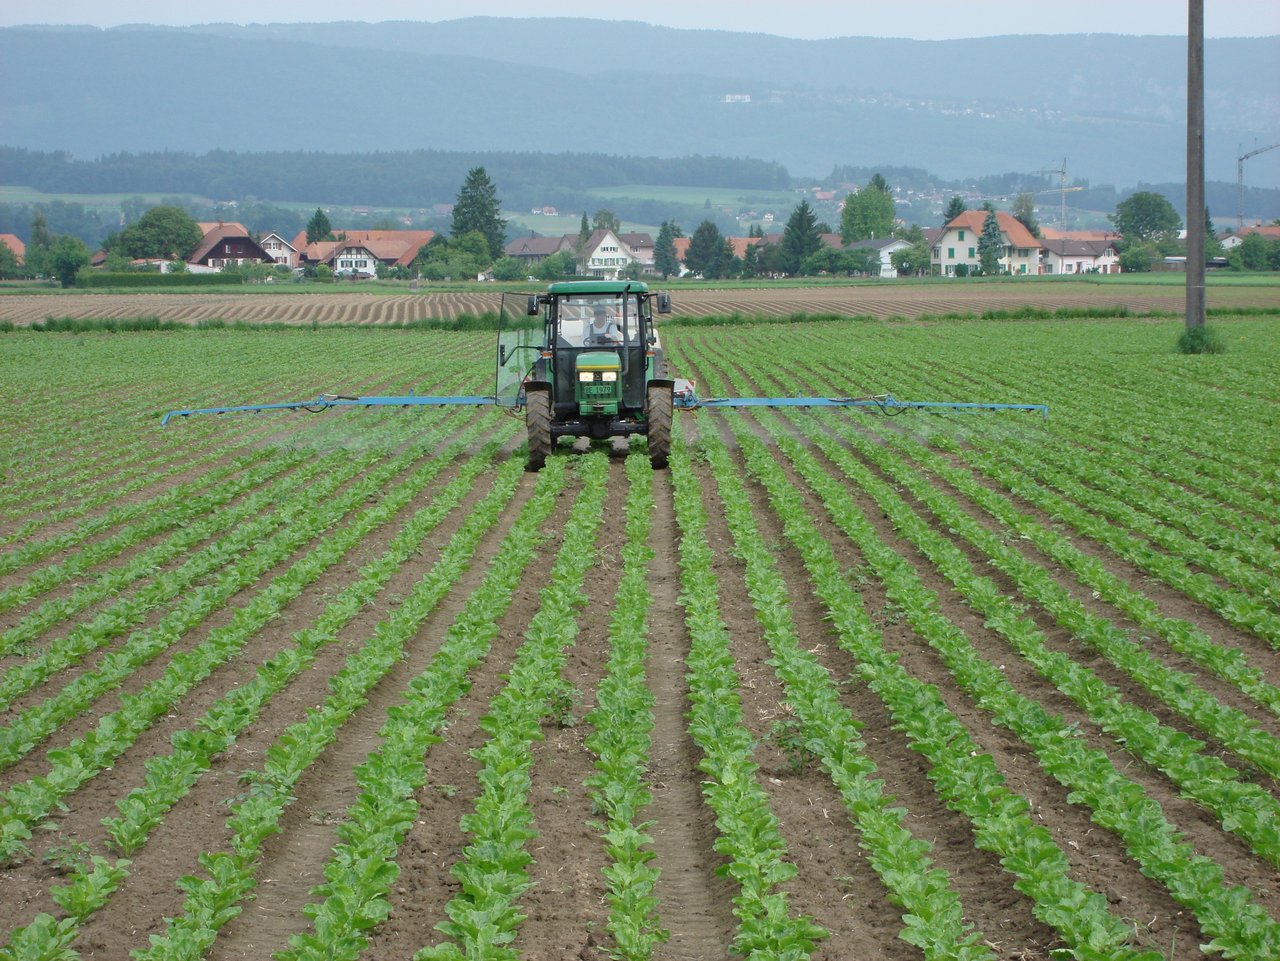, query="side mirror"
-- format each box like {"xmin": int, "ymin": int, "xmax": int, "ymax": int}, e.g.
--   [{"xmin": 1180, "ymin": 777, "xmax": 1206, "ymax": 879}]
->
[
  {"xmin": 526, "ymin": 295, "xmax": 539, "ymax": 316},
  {"xmin": 656, "ymin": 293, "xmax": 671, "ymax": 314}
]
